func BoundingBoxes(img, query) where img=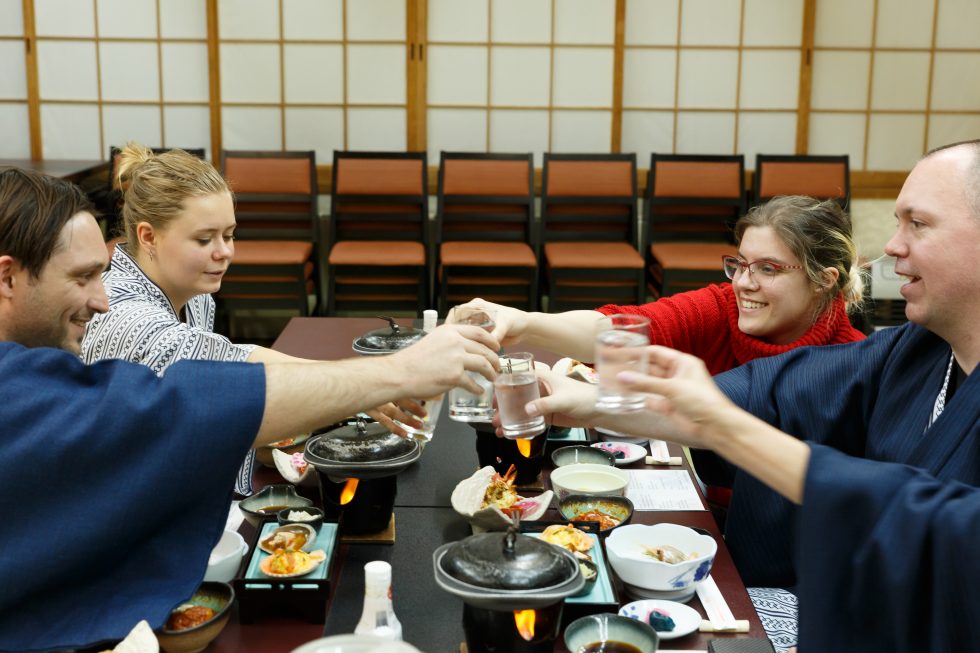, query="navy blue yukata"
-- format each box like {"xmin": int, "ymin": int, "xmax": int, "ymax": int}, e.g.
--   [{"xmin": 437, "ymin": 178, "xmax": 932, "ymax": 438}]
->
[{"xmin": 0, "ymin": 342, "xmax": 265, "ymax": 652}]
